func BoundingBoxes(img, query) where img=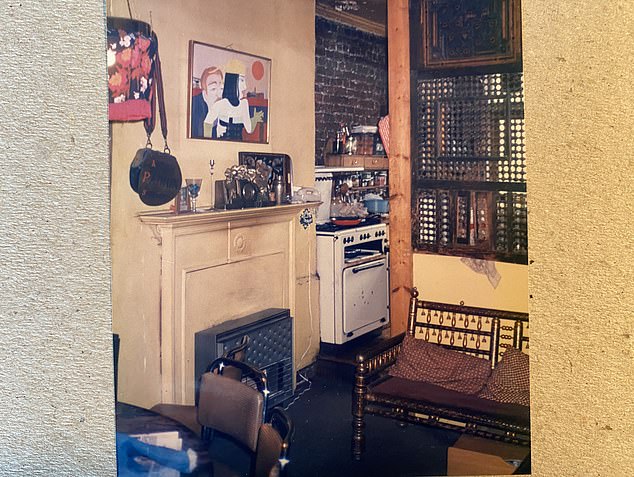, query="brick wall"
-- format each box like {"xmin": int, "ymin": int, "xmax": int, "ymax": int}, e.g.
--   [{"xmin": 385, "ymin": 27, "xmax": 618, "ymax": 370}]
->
[{"xmin": 315, "ymin": 16, "xmax": 388, "ymax": 164}]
